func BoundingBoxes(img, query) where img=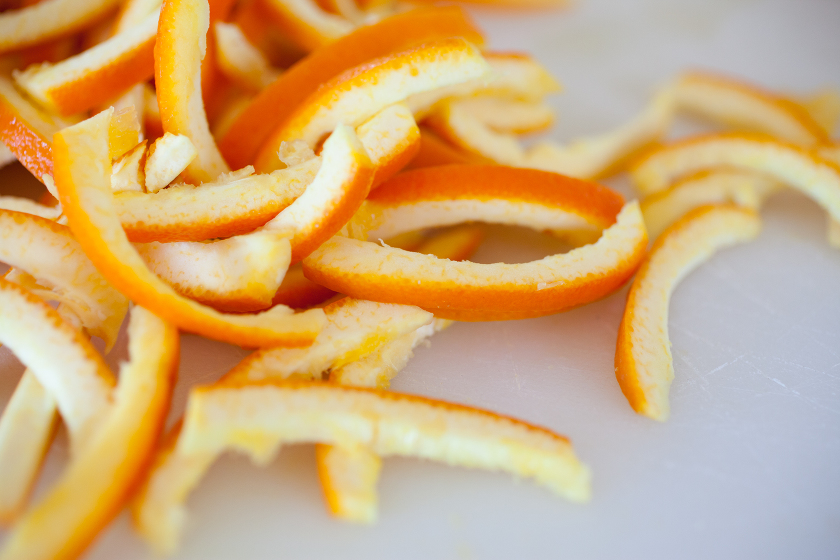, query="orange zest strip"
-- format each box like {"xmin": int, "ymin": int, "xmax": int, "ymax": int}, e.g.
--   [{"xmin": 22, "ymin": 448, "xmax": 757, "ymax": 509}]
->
[
  {"xmin": 218, "ymin": 5, "xmax": 484, "ymax": 169},
  {"xmin": 261, "ymin": 0, "xmax": 354, "ymax": 53},
  {"xmin": 0, "ymin": 307, "xmax": 179, "ymax": 560},
  {"xmin": 254, "ymin": 37, "xmax": 490, "ymax": 173},
  {"xmin": 630, "ymin": 133, "xmax": 840, "ymax": 227},
  {"xmin": 263, "ymin": 124, "xmax": 374, "ymax": 263},
  {"xmin": 406, "ymin": 126, "xmax": 488, "ymax": 169},
  {"xmin": 615, "ymin": 205, "xmax": 761, "ymax": 421},
  {"xmin": 672, "ymin": 71, "xmax": 830, "ymax": 147},
  {"xmin": 14, "ymin": 10, "xmax": 158, "ymax": 116},
  {"xmin": 155, "ymin": 0, "xmax": 230, "ymax": 184},
  {"xmin": 303, "ymin": 166, "xmax": 646, "ymax": 321},
  {"xmin": 0, "ymin": 0, "xmax": 122, "ymax": 54},
  {"xmin": 0, "ymin": 278, "xmax": 115, "ymax": 453},
  {"xmin": 132, "ymin": 378, "xmax": 589, "ymax": 554},
  {"xmin": 54, "ymin": 109, "xmax": 325, "ymax": 348}
]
